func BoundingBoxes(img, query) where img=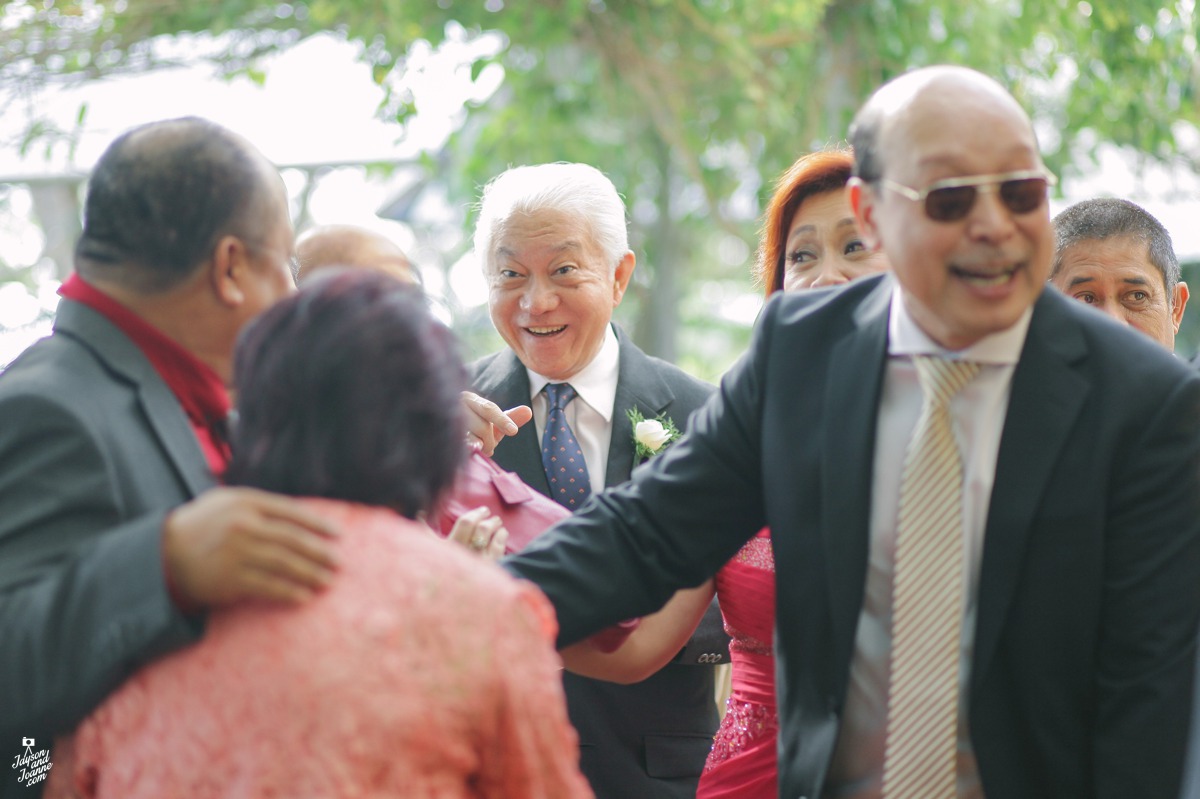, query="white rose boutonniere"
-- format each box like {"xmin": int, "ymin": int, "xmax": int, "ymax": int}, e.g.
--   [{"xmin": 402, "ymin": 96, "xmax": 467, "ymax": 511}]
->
[{"xmin": 627, "ymin": 408, "xmax": 682, "ymax": 462}]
